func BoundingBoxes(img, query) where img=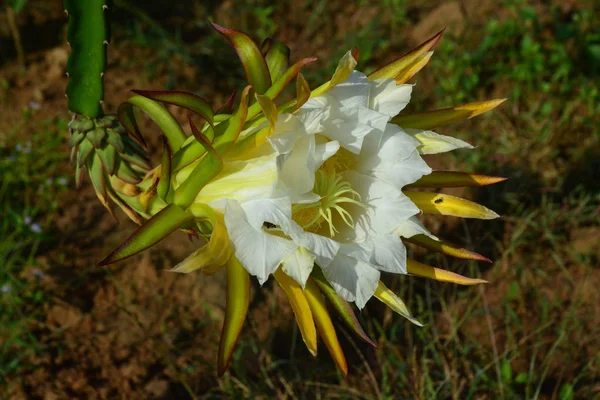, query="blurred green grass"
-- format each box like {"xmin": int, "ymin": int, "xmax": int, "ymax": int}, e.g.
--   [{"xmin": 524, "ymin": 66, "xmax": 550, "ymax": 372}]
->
[{"xmin": 1, "ymin": 0, "xmax": 599, "ymax": 398}]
